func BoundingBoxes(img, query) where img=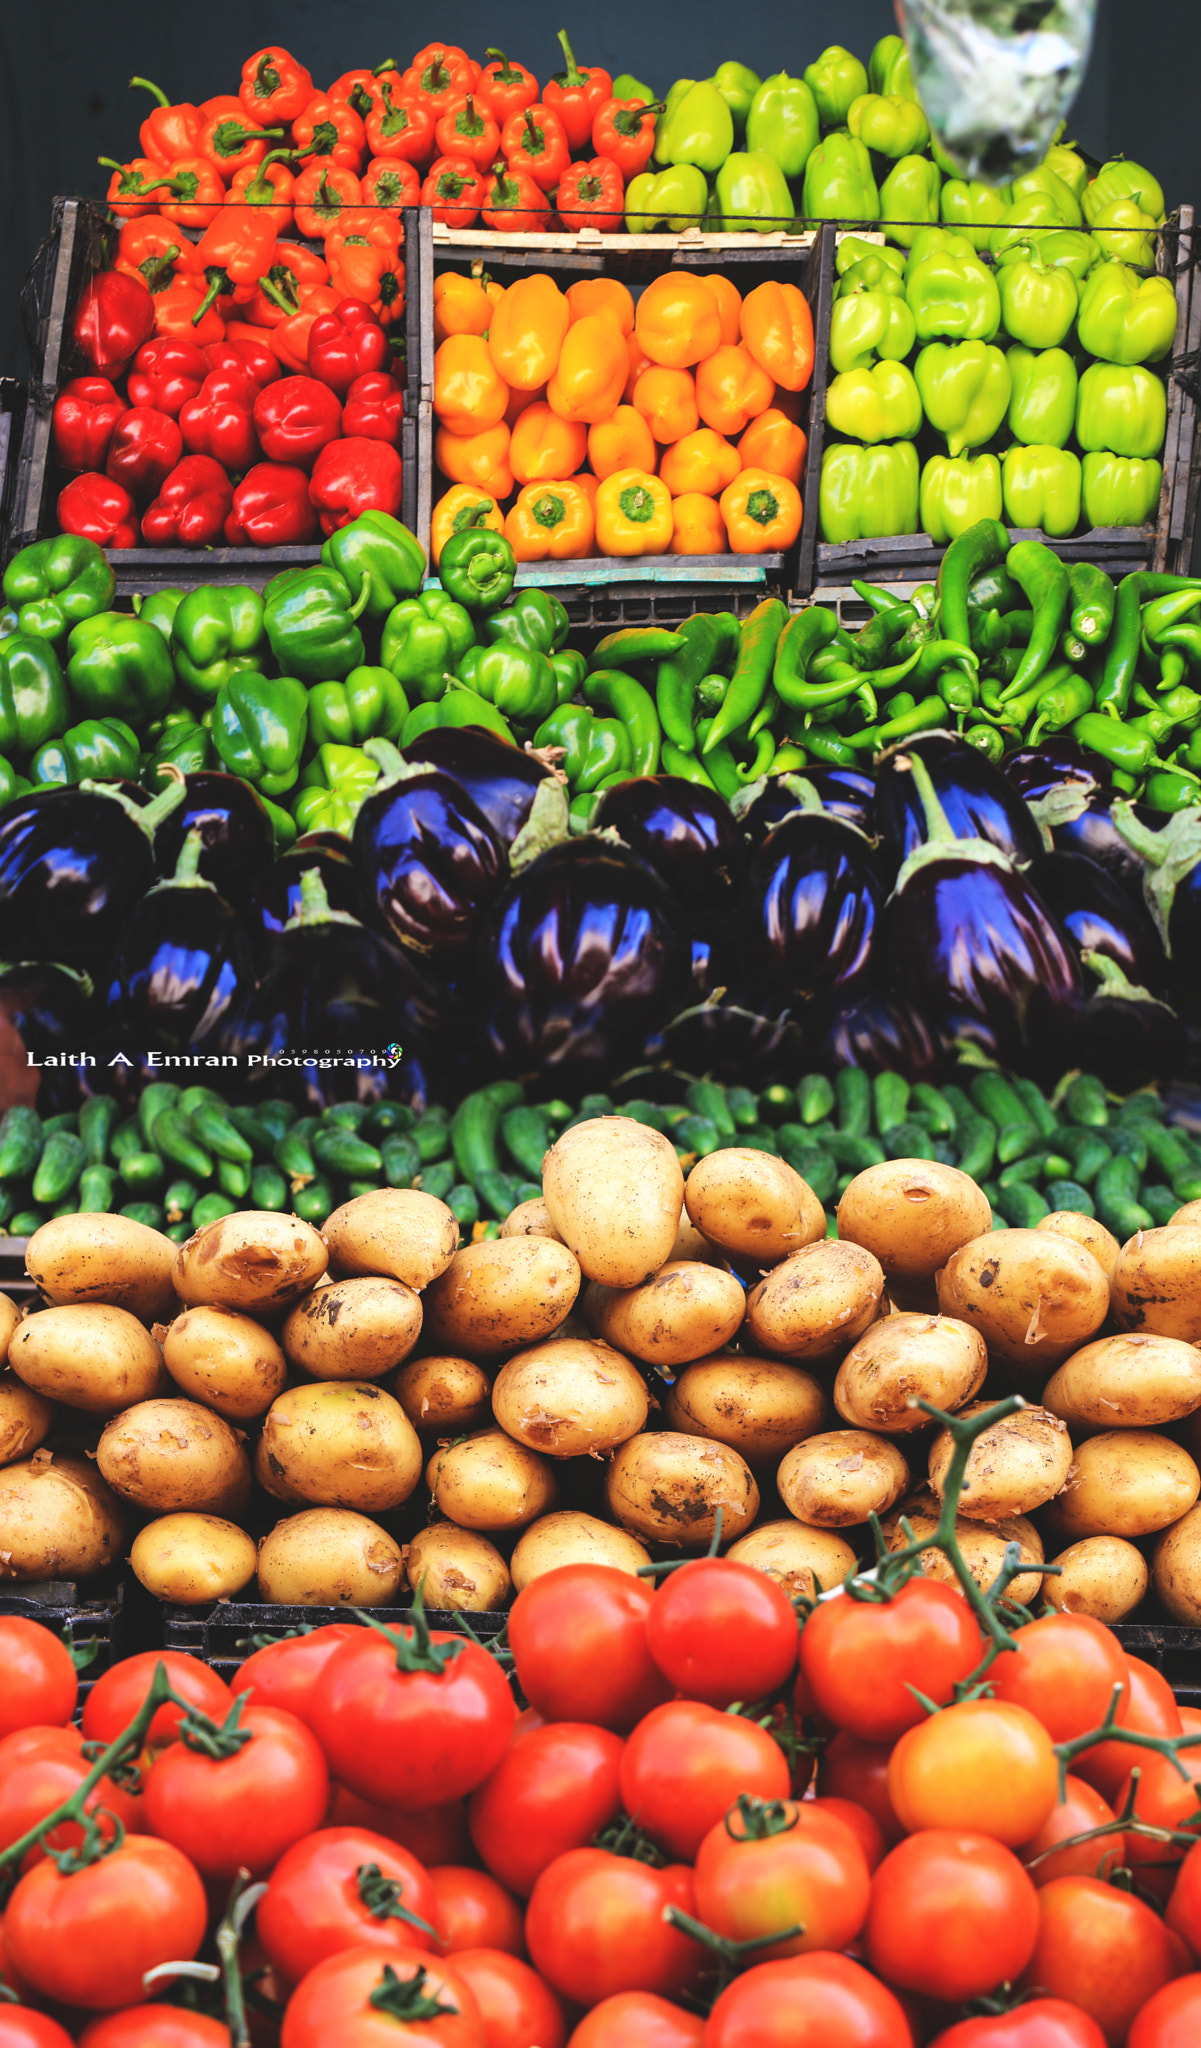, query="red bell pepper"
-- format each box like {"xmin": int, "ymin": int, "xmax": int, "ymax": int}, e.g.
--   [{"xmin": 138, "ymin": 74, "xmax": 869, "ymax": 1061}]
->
[
  {"xmin": 244, "ymin": 243, "xmax": 330, "ymax": 328},
  {"xmin": 592, "ymin": 97, "xmax": 661, "ymax": 176},
  {"xmin": 421, "ymin": 156, "xmax": 484, "ymax": 229},
  {"xmin": 325, "ymin": 242, "xmax": 405, "ymax": 328},
  {"xmin": 500, "ymin": 105, "xmax": 570, "ymax": 193},
  {"xmin": 72, "ymin": 271, "xmax": 155, "ymax": 377},
  {"xmin": 342, "ymin": 371, "xmax": 404, "ymax": 444},
  {"xmin": 309, "ymin": 436, "xmax": 404, "ymax": 537},
  {"xmin": 225, "ymin": 463, "xmax": 319, "ymax": 546},
  {"xmin": 153, "ymin": 281, "xmax": 225, "ymax": 347},
  {"xmin": 198, "ymin": 113, "xmax": 283, "ymax": 184},
  {"xmin": 361, "ymin": 158, "xmax": 421, "ymax": 214},
  {"xmin": 543, "ymin": 31, "xmax": 613, "ymax": 153},
  {"xmin": 114, "ymin": 217, "xmax": 201, "ymax": 295},
  {"xmin": 229, "ymin": 152, "xmax": 296, "ymax": 233},
  {"xmin": 557, "ymin": 158, "xmax": 626, "ymax": 233},
  {"xmin": 434, "ymin": 96, "xmax": 502, "ymax": 172},
  {"xmin": 141, "ymin": 455, "xmax": 234, "ymax": 546},
  {"xmin": 481, "ymin": 159, "xmax": 552, "ymax": 233},
  {"xmin": 203, "ymin": 337, "xmax": 280, "ymax": 392},
  {"xmin": 401, "ymin": 45, "xmax": 476, "ymax": 116},
  {"xmin": 130, "ymin": 78, "xmax": 203, "ymax": 165},
  {"xmin": 193, "ymin": 206, "xmax": 280, "ymax": 293},
  {"xmin": 57, "ymin": 473, "xmax": 139, "ymax": 551},
  {"xmin": 329, "ymin": 64, "xmax": 399, "ymax": 124},
  {"xmin": 104, "ymin": 407, "xmax": 184, "ymax": 504},
  {"xmin": 253, "ymin": 376, "xmax": 343, "ymax": 471},
  {"xmin": 274, "ymin": 288, "xmax": 341, "ymax": 375},
  {"xmin": 200, "ymin": 96, "xmax": 246, "ymax": 123},
  {"xmin": 128, "ymin": 336, "xmax": 209, "ymax": 416},
  {"xmin": 293, "ymin": 166, "xmax": 363, "ymax": 240},
  {"xmin": 52, "ymin": 378, "xmax": 128, "ymax": 473},
  {"xmin": 308, "ymin": 302, "xmax": 389, "ymax": 395},
  {"xmin": 292, "ymin": 95, "xmax": 367, "ymax": 173},
  {"xmin": 153, "ymin": 156, "xmax": 225, "ymax": 231},
  {"xmin": 98, "ymin": 157, "xmax": 179, "ymax": 221},
  {"xmin": 475, "ymin": 51, "xmax": 540, "ymax": 126},
  {"xmin": 239, "ymin": 47, "xmax": 314, "ymax": 127},
  {"xmin": 179, "ymin": 369, "xmax": 261, "ymax": 471},
  {"xmin": 363, "ymin": 81, "xmax": 435, "ymax": 167}
]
